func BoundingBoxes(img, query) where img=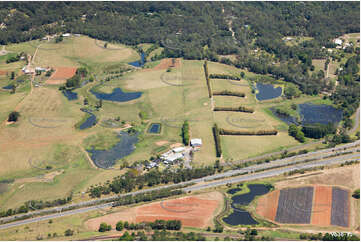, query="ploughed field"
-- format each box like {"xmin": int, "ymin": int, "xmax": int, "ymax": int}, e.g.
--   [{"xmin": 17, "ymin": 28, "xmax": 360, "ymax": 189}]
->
[
  {"xmin": 256, "ymin": 185, "xmax": 350, "ymax": 227},
  {"xmin": 85, "ymin": 191, "xmax": 223, "ymax": 230}
]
